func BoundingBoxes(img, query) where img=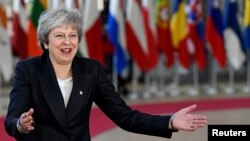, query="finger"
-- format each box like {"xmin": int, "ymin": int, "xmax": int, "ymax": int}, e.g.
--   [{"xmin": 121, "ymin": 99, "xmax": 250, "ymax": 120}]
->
[
  {"xmin": 182, "ymin": 104, "xmax": 197, "ymax": 114},
  {"xmin": 26, "ymin": 118, "xmax": 34, "ymax": 124},
  {"xmin": 193, "ymin": 115, "xmax": 207, "ymax": 120},
  {"xmin": 193, "ymin": 123, "xmax": 207, "ymax": 128},
  {"xmin": 193, "ymin": 118, "xmax": 207, "ymax": 122},
  {"xmin": 27, "ymin": 108, "xmax": 34, "ymax": 116},
  {"xmin": 20, "ymin": 112, "xmax": 28, "ymax": 119},
  {"xmin": 189, "ymin": 123, "xmax": 206, "ymax": 131},
  {"xmin": 31, "ymin": 118, "xmax": 35, "ymax": 127},
  {"xmin": 193, "ymin": 116, "xmax": 207, "ymax": 122},
  {"xmin": 25, "ymin": 116, "xmax": 35, "ymax": 125},
  {"xmin": 188, "ymin": 124, "xmax": 196, "ymax": 131},
  {"xmin": 21, "ymin": 108, "xmax": 34, "ymax": 119},
  {"xmin": 192, "ymin": 120, "xmax": 207, "ymax": 125},
  {"xmin": 20, "ymin": 115, "xmax": 34, "ymax": 127},
  {"xmin": 22, "ymin": 118, "xmax": 35, "ymax": 131},
  {"xmin": 20, "ymin": 116, "xmax": 29, "ymax": 124},
  {"xmin": 27, "ymin": 125, "xmax": 35, "ymax": 131}
]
